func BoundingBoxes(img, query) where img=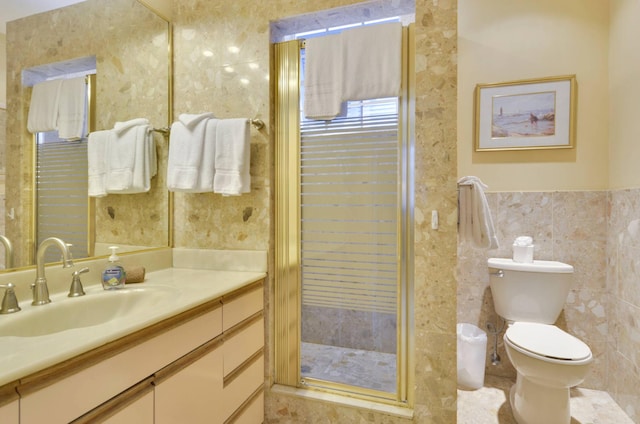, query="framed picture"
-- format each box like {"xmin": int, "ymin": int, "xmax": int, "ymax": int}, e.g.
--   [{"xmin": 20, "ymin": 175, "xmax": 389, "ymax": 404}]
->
[{"xmin": 474, "ymin": 75, "xmax": 576, "ymax": 151}]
